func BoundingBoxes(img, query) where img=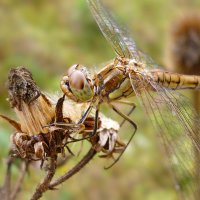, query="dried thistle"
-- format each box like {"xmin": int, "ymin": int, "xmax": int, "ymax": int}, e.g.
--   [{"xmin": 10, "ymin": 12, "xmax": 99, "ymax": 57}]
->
[
  {"xmin": 2, "ymin": 67, "xmax": 87, "ymax": 161},
  {"xmin": 91, "ymin": 115, "xmax": 125, "ymax": 159}
]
